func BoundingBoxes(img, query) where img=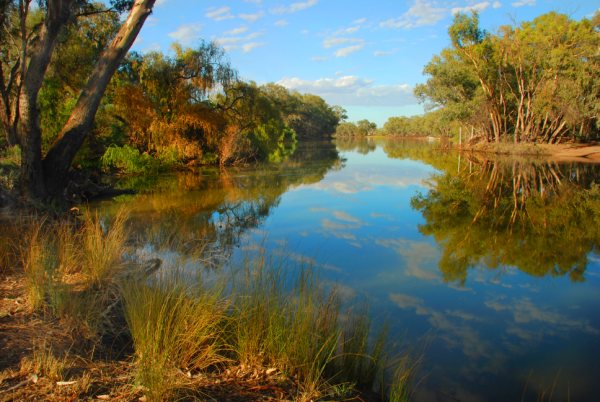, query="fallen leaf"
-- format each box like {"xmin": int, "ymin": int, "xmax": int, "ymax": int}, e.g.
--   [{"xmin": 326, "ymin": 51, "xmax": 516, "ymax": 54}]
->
[{"xmin": 57, "ymin": 381, "xmax": 77, "ymax": 386}]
